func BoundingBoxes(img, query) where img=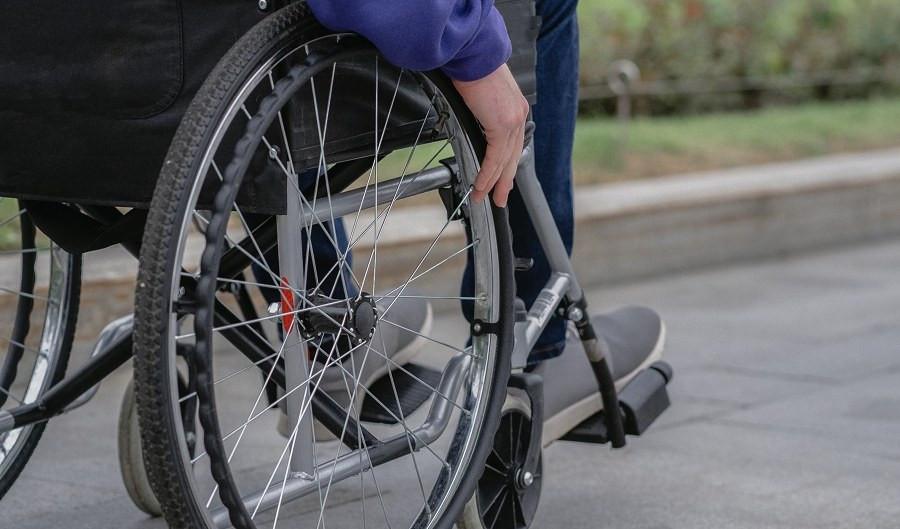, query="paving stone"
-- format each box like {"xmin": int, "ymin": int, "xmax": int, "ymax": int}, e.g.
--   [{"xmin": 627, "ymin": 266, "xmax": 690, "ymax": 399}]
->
[
  {"xmin": 538, "ymin": 419, "xmax": 900, "ymax": 529},
  {"xmin": 715, "ymin": 368, "xmax": 900, "ymax": 453},
  {"xmin": 666, "ymin": 366, "xmax": 829, "ymax": 408},
  {"xmin": 705, "ymin": 323, "xmax": 900, "ymax": 382}
]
